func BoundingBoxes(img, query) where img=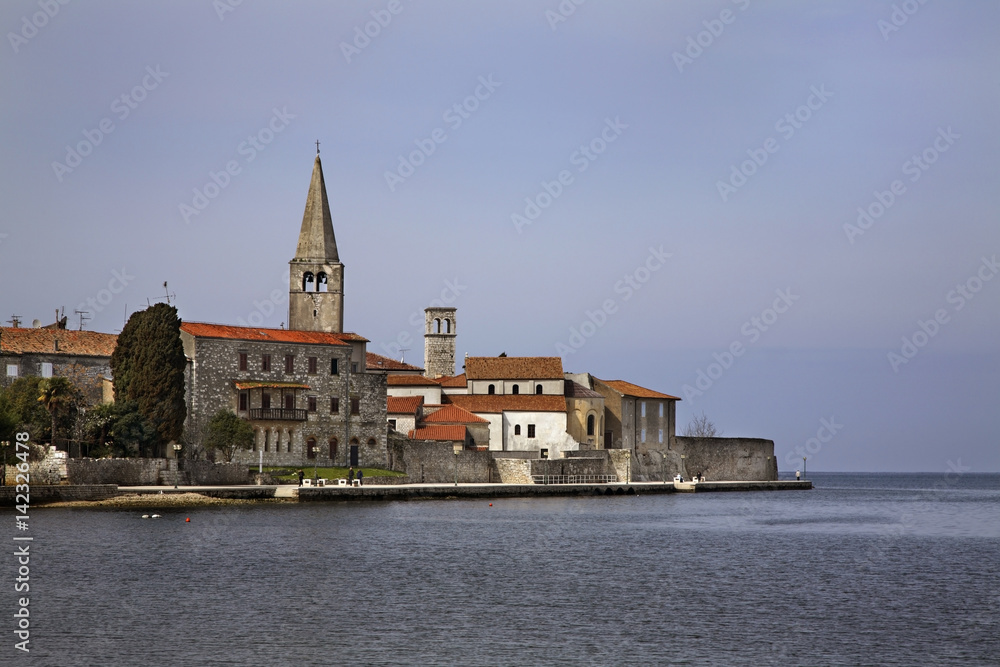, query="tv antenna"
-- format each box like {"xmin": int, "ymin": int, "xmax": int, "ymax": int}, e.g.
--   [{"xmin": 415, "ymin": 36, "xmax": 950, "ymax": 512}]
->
[
  {"xmin": 161, "ymin": 281, "xmax": 176, "ymax": 305},
  {"xmin": 74, "ymin": 310, "xmax": 92, "ymax": 331},
  {"xmin": 399, "ymin": 348, "xmax": 410, "ymax": 363},
  {"xmin": 7, "ymin": 315, "xmax": 22, "ymax": 328}
]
